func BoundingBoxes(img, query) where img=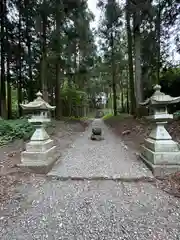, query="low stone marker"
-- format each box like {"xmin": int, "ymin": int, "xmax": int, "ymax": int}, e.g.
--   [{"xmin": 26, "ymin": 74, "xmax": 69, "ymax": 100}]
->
[
  {"xmin": 91, "ymin": 110, "xmax": 104, "ymax": 141},
  {"xmin": 18, "ymin": 91, "xmax": 57, "ymax": 173},
  {"xmin": 140, "ymin": 84, "xmax": 180, "ymax": 177}
]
